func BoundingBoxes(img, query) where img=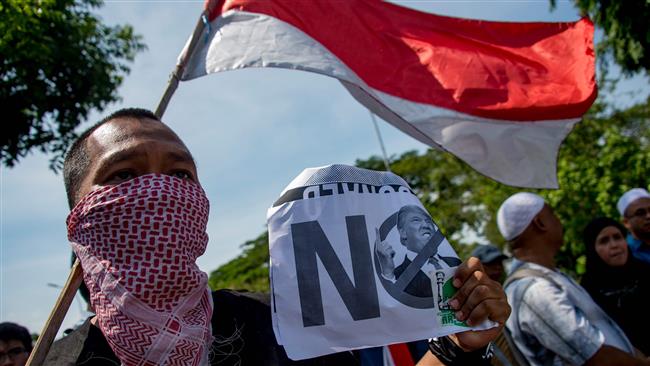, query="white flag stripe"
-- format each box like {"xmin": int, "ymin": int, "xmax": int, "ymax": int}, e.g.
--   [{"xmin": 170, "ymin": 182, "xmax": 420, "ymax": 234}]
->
[{"xmin": 182, "ymin": 10, "xmax": 578, "ymax": 188}]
